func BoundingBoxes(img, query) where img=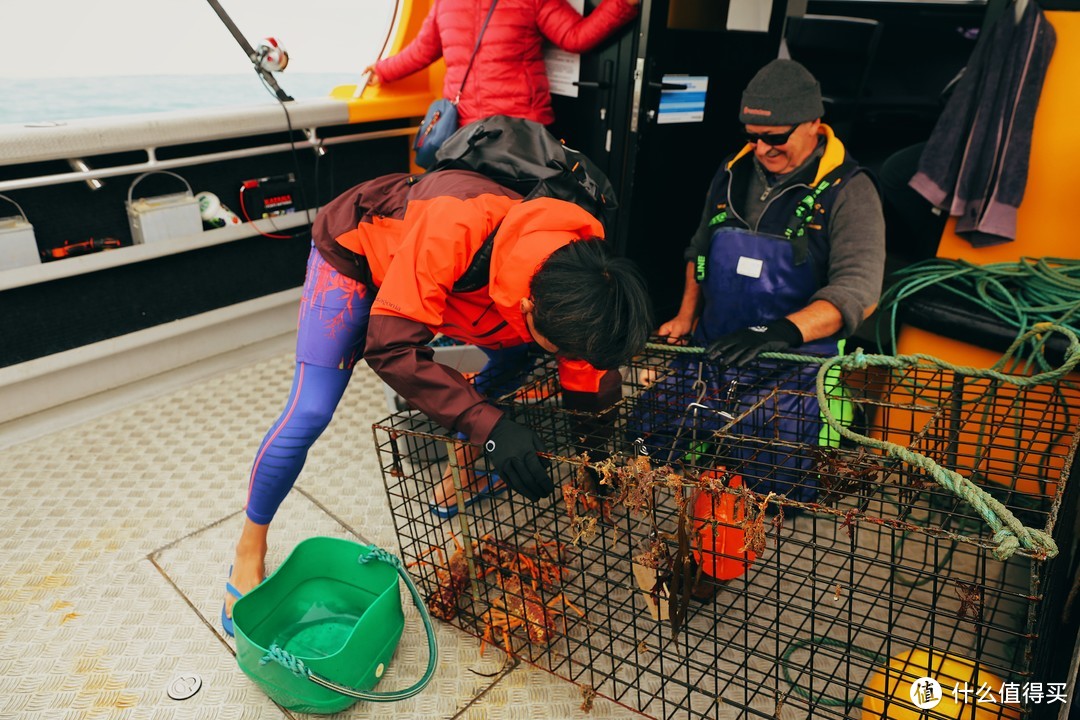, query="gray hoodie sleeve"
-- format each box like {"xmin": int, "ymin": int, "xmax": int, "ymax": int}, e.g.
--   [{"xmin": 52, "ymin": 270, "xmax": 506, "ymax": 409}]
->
[
  {"xmin": 684, "ymin": 165, "xmax": 730, "ymax": 262},
  {"xmin": 810, "ymin": 172, "xmax": 886, "ymax": 336}
]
